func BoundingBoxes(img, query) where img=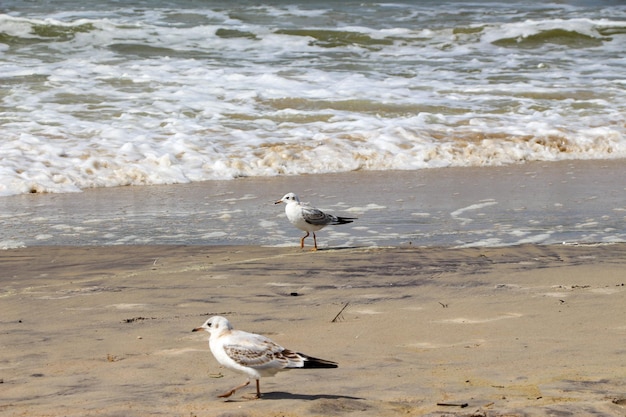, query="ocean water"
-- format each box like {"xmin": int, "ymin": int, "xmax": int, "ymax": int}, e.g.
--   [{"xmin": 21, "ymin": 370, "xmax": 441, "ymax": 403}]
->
[{"xmin": 1, "ymin": 0, "xmax": 625, "ymax": 197}]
